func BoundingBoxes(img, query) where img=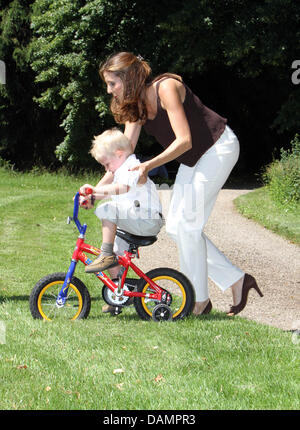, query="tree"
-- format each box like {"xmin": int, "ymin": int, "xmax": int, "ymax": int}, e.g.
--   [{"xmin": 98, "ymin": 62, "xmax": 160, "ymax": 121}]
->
[
  {"xmin": 30, "ymin": 0, "xmax": 174, "ymax": 169},
  {"xmin": 0, "ymin": 0, "xmax": 63, "ymax": 169},
  {"xmin": 158, "ymin": 0, "xmax": 300, "ymax": 170},
  {"xmin": 1, "ymin": 0, "xmax": 299, "ymax": 173}
]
